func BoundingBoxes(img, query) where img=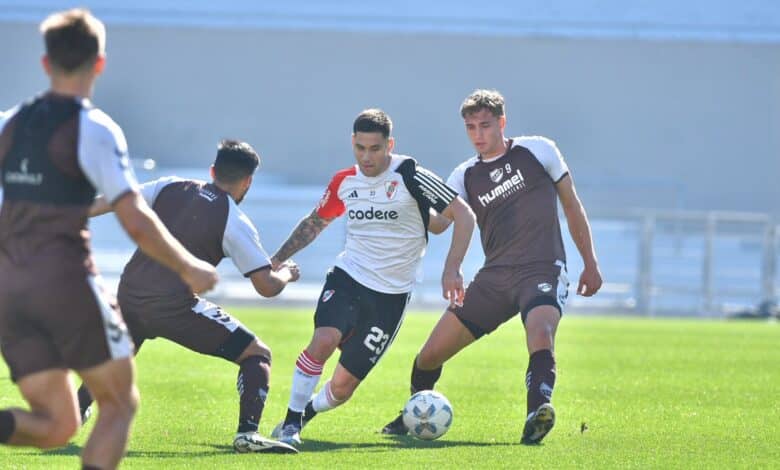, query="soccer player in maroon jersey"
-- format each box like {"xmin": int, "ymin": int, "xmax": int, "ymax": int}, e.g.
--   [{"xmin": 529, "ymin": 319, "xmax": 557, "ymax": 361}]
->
[
  {"xmin": 0, "ymin": 9, "xmax": 217, "ymax": 469},
  {"xmin": 383, "ymin": 89, "xmax": 602, "ymax": 444}
]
